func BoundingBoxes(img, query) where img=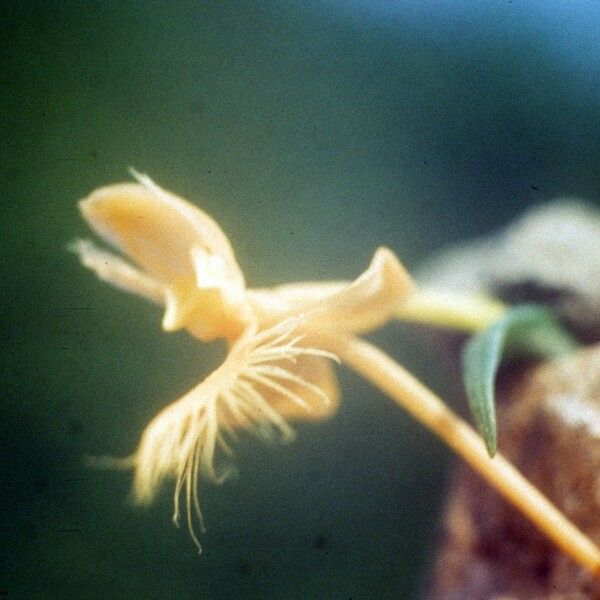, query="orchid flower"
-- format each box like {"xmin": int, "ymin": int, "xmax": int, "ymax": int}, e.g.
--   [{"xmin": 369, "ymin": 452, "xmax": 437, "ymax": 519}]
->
[{"xmin": 72, "ymin": 172, "xmax": 600, "ymax": 575}]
